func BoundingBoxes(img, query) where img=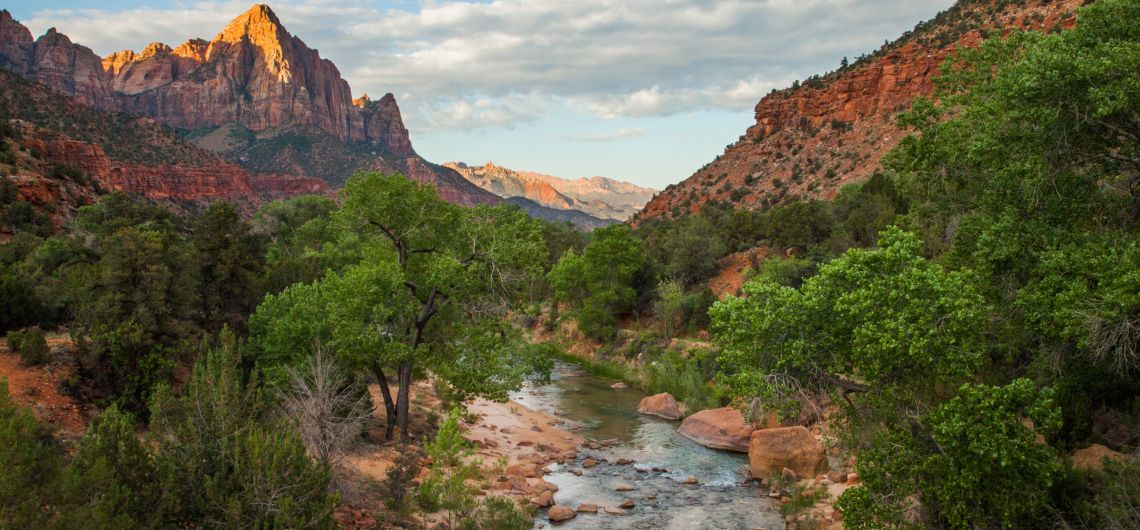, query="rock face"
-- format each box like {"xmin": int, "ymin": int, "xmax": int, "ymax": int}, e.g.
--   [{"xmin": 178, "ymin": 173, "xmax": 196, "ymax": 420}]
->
[
  {"xmin": 637, "ymin": 393, "xmax": 684, "ymax": 420},
  {"xmin": 548, "ymin": 504, "xmax": 576, "ymax": 522},
  {"xmin": 677, "ymin": 407, "xmax": 753, "ymax": 453},
  {"xmin": 1071, "ymin": 444, "xmax": 1128, "ymax": 471},
  {"xmin": 747, "ymin": 426, "xmax": 827, "ymax": 479},
  {"xmin": 634, "ymin": 0, "xmax": 1084, "ymax": 223},
  {"xmin": 10, "ymin": 120, "xmax": 330, "ymax": 220},
  {"xmin": 446, "ymin": 161, "xmax": 655, "ymax": 221},
  {"xmin": 0, "ymin": 5, "xmax": 499, "ymax": 208}
]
